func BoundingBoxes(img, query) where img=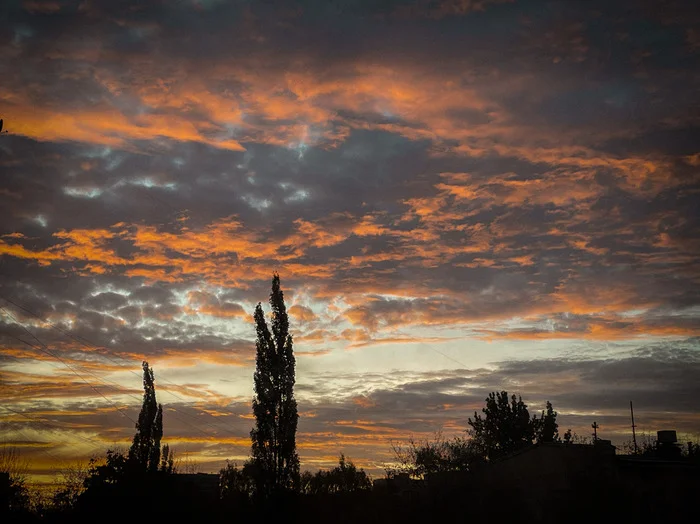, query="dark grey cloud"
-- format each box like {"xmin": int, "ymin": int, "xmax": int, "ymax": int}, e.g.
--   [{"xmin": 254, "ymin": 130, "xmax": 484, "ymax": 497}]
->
[{"xmin": 292, "ymin": 343, "xmax": 700, "ymax": 445}]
